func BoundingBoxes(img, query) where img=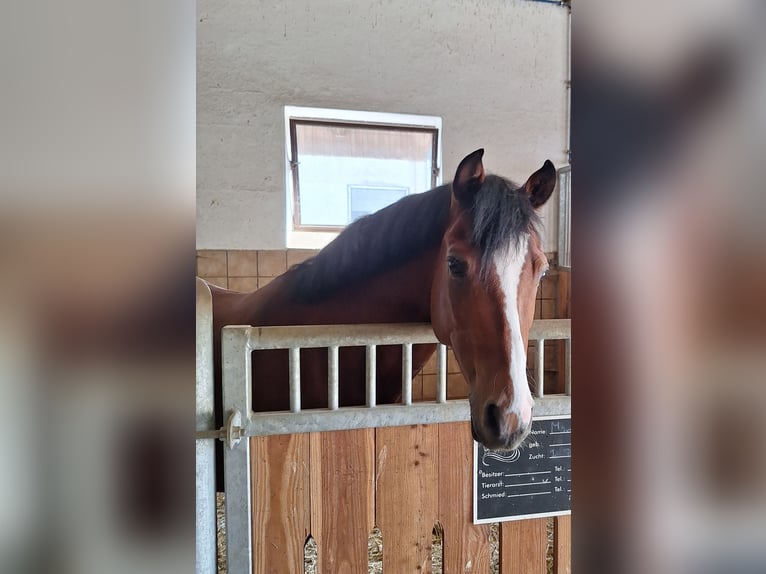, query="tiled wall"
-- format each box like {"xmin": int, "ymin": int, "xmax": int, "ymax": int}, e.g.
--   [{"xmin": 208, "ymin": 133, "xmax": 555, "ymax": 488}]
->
[
  {"xmin": 196, "ymin": 249, "xmax": 317, "ymax": 292},
  {"xmin": 197, "ymin": 249, "xmax": 568, "ymax": 400}
]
